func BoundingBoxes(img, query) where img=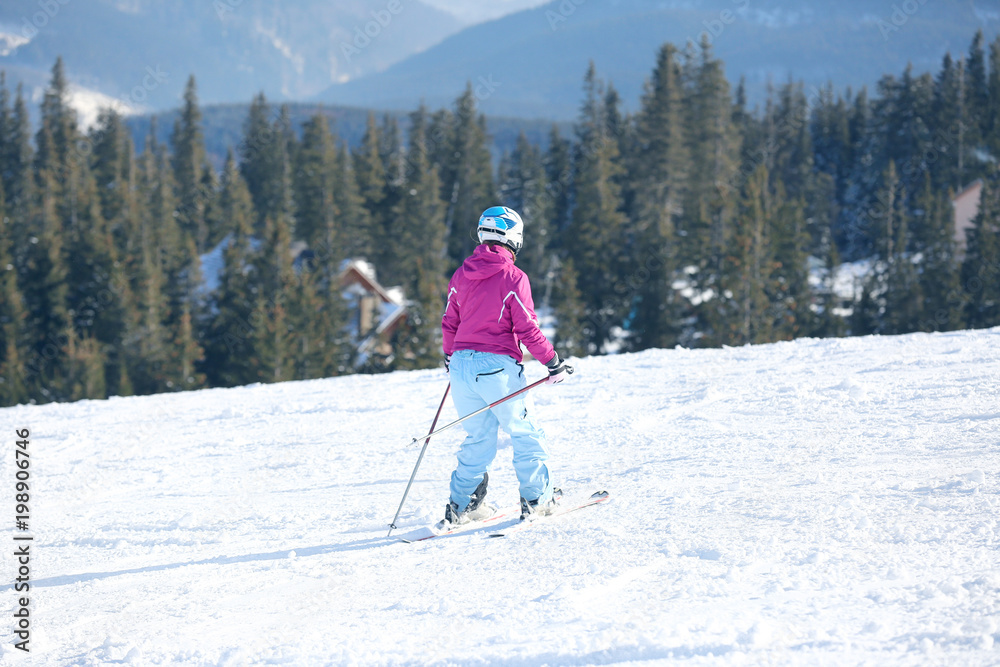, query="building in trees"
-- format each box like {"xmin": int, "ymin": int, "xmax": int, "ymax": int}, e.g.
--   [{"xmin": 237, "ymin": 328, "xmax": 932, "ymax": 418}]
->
[{"xmin": 337, "ymin": 259, "xmax": 409, "ymax": 367}]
